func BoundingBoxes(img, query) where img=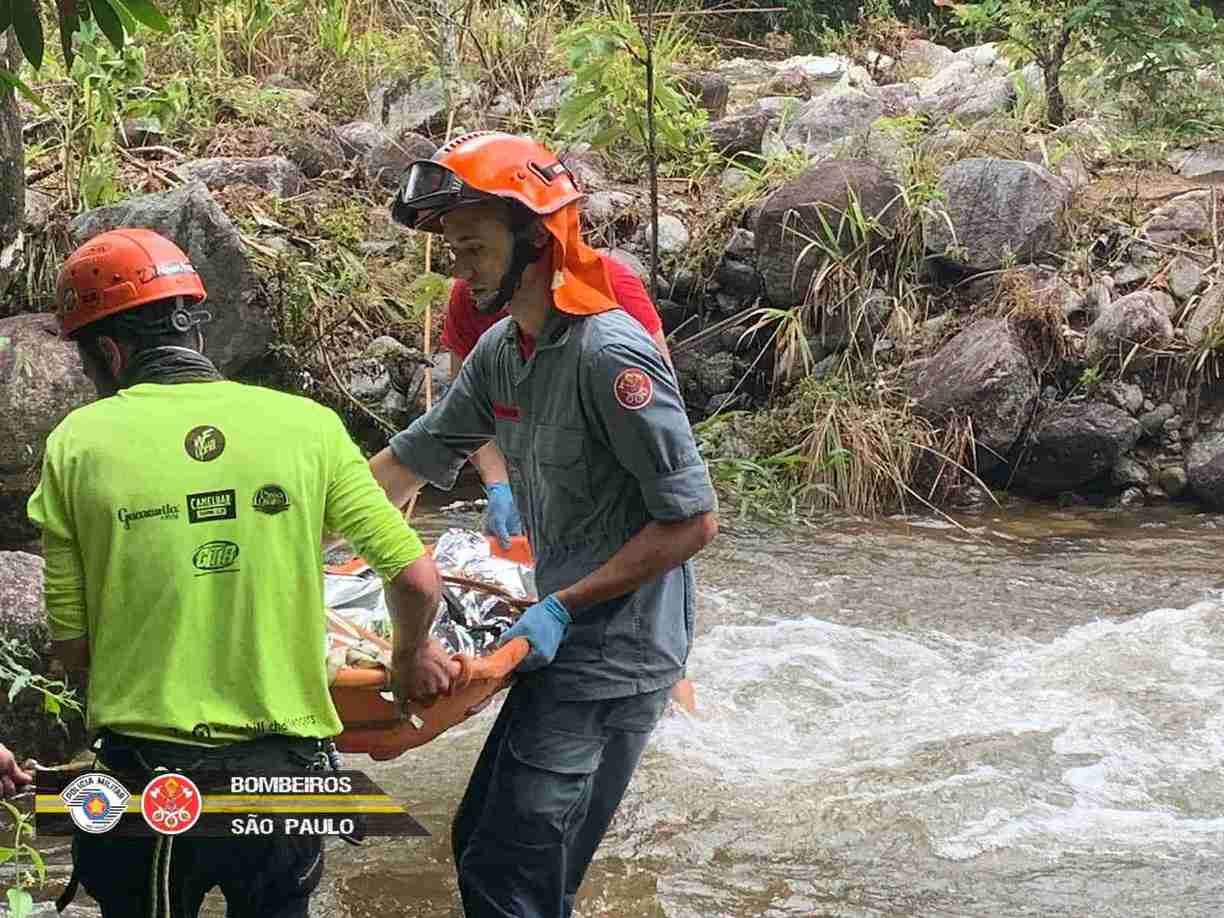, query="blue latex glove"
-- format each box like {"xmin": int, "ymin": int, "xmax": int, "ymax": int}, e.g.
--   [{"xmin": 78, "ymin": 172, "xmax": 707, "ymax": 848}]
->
[
  {"xmin": 482, "ymin": 481, "xmax": 524, "ymax": 550},
  {"xmin": 498, "ymin": 594, "xmax": 571, "ymax": 673}
]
